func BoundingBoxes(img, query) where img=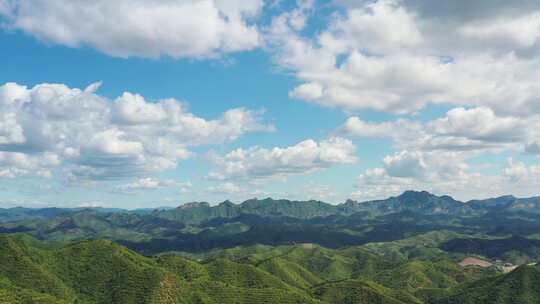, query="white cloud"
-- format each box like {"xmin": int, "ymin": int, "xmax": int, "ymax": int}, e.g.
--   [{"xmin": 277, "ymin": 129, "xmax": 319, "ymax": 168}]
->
[
  {"xmin": 208, "ymin": 137, "xmax": 357, "ymax": 181},
  {"xmin": 326, "ymin": 0, "xmax": 423, "ymax": 53},
  {"xmin": 299, "ymin": 181, "xmax": 343, "ymax": 202},
  {"xmin": 498, "ymin": 159, "xmax": 540, "ymax": 197},
  {"xmin": 458, "ymin": 12, "xmax": 540, "ymax": 52},
  {"xmin": 112, "ymin": 93, "xmax": 168, "ymax": 125},
  {"xmin": 526, "ymin": 141, "xmax": 540, "ymax": 155},
  {"xmin": 385, "ymin": 150, "xmax": 469, "ymax": 180},
  {"xmin": 115, "ymin": 178, "xmax": 191, "ymax": 194},
  {"xmin": 1, "ymin": 0, "xmax": 263, "ymax": 59},
  {"xmin": 207, "ymin": 182, "xmax": 244, "ymax": 194},
  {"xmin": 383, "ymin": 150, "xmax": 427, "ymax": 178},
  {"xmin": 0, "ymin": 82, "xmax": 272, "ymax": 181},
  {"xmin": 0, "ymin": 112, "xmax": 25, "ymax": 144},
  {"xmin": 76, "ymin": 201, "xmax": 111, "ymax": 208},
  {"xmin": 354, "ymin": 151, "xmax": 540, "ymax": 202},
  {"xmin": 342, "ymin": 108, "xmax": 540, "ymax": 201},
  {"xmin": 0, "ymin": 151, "xmax": 58, "ymax": 178},
  {"xmin": 205, "ymin": 181, "xmax": 270, "ymax": 202},
  {"xmin": 289, "ymin": 83, "xmax": 323, "ymax": 101},
  {"xmin": 268, "ymin": 0, "xmax": 314, "ymax": 33},
  {"xmin": 112, "ymin": 92, "xmax": 274, "ymax": 146},
  {"xmin": 418, "ymin": 107, "xmax": 536, "ymax": 152},
  {"xmin": 292, "ymin": 0, "xmax": 540, "ymax": 201},
  {"xmin": 354, "ymin": 151, "xmax": 484, "ymax": 201},
  {"xmin": 429, "ymin": 107, "xmax": 527, "ymax": 143},
  {"xmin": 339, "ymin": 116, "xmax": 422, "ymax": 142},
  {"xmin": 340, "ymin": 107, "xmax": 540, "ymax": 153},
  {"xmin": 503, "ymin": 158, "xmax": 540, "ymax": 182},
  {"xmin": 352, "ymin": 167, "xmax": 414, "ymax": 201},
  {"xmin": 88, "ymin": 128, "xmax": 143, "ymax": 155},
  {"xmin": 269, "ymin": 0, "xmax": 540, "ymax": 116}
]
